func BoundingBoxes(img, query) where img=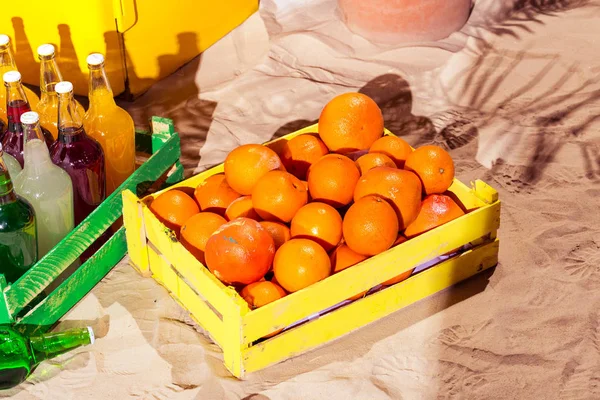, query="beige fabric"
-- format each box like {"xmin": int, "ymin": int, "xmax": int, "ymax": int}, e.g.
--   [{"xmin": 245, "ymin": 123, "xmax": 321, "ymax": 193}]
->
[{"xmin": 5, "ymin": 1, "xmax": 600, "ymax": 398}]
